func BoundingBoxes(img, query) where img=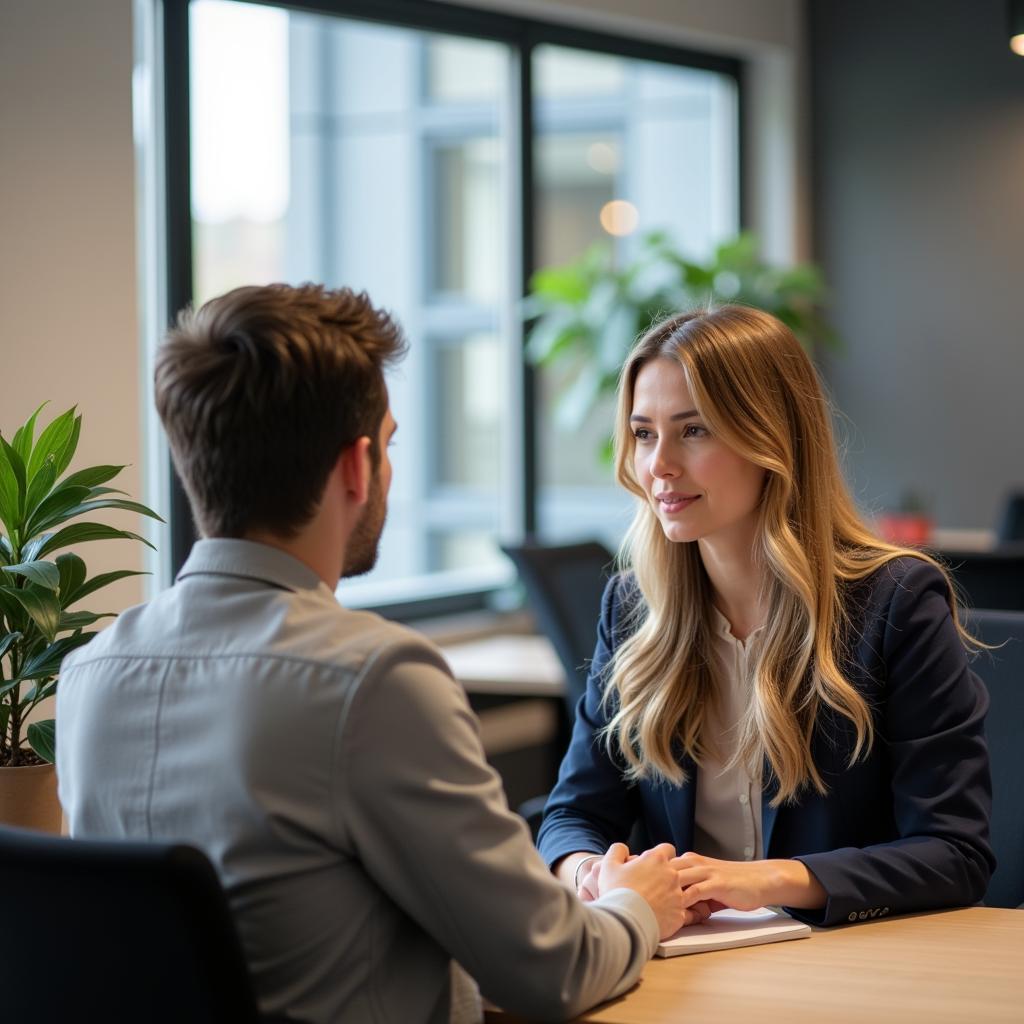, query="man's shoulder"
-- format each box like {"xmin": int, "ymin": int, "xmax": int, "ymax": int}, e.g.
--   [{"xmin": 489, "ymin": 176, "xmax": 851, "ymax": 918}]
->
[
  {"xmin": 323, "ymin": 608, "xmax": 452, "ymax": 680},
  {"xmin": 60, "ymin": 580, "xmax": 449, "ymax": 685}
]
